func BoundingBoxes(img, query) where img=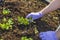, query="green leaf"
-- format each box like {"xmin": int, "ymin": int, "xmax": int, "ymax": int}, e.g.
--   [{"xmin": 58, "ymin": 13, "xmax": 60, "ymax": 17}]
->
[
  {"xmin": 3, "ymin": 18, "xmax": 7, "ymax": 22},
  {"xmin": 0, "ymin": 38, "xmax": 3, "ymax": 40},
  {"xmin": 29, "ymin": 38, "xmax": 33, "ymax": 40},
  {"xmin": 17, "ymin": 16, "xmax": 29, "ymax": 25},
  {"xmin": 3, "ymin": 8, "xmax": 10, "ymax": 15},
  {"xmin": 0, "ymin": 18, "xmax": 13, "ymax": 30},
  {"xmin": 21, "ymin": 36, "xmax": 33, "ymax": 40},
  {"xmin": 21, "ymin": 37, "xmax": 26, "ymax": 40}
]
